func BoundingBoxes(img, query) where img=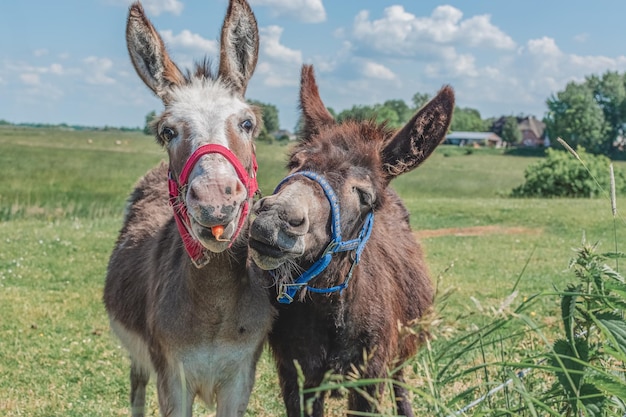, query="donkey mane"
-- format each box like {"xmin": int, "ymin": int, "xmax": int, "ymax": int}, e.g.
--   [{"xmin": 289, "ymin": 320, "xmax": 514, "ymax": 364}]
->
[{"xmin": 188, "ymin": 58, "xmax": 217, "ymax": 82}]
